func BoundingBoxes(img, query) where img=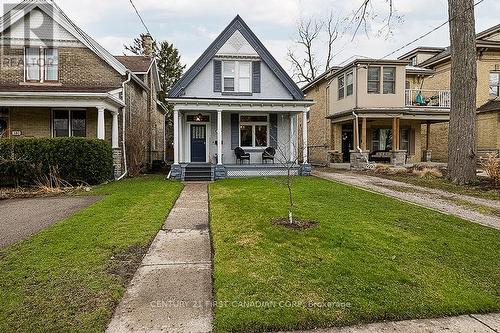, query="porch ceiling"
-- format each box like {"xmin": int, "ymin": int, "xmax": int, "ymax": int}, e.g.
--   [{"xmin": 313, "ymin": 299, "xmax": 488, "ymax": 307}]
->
[{"xmin": 329, "ymin": 108, "xmax": 450, "ymax": 123}]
